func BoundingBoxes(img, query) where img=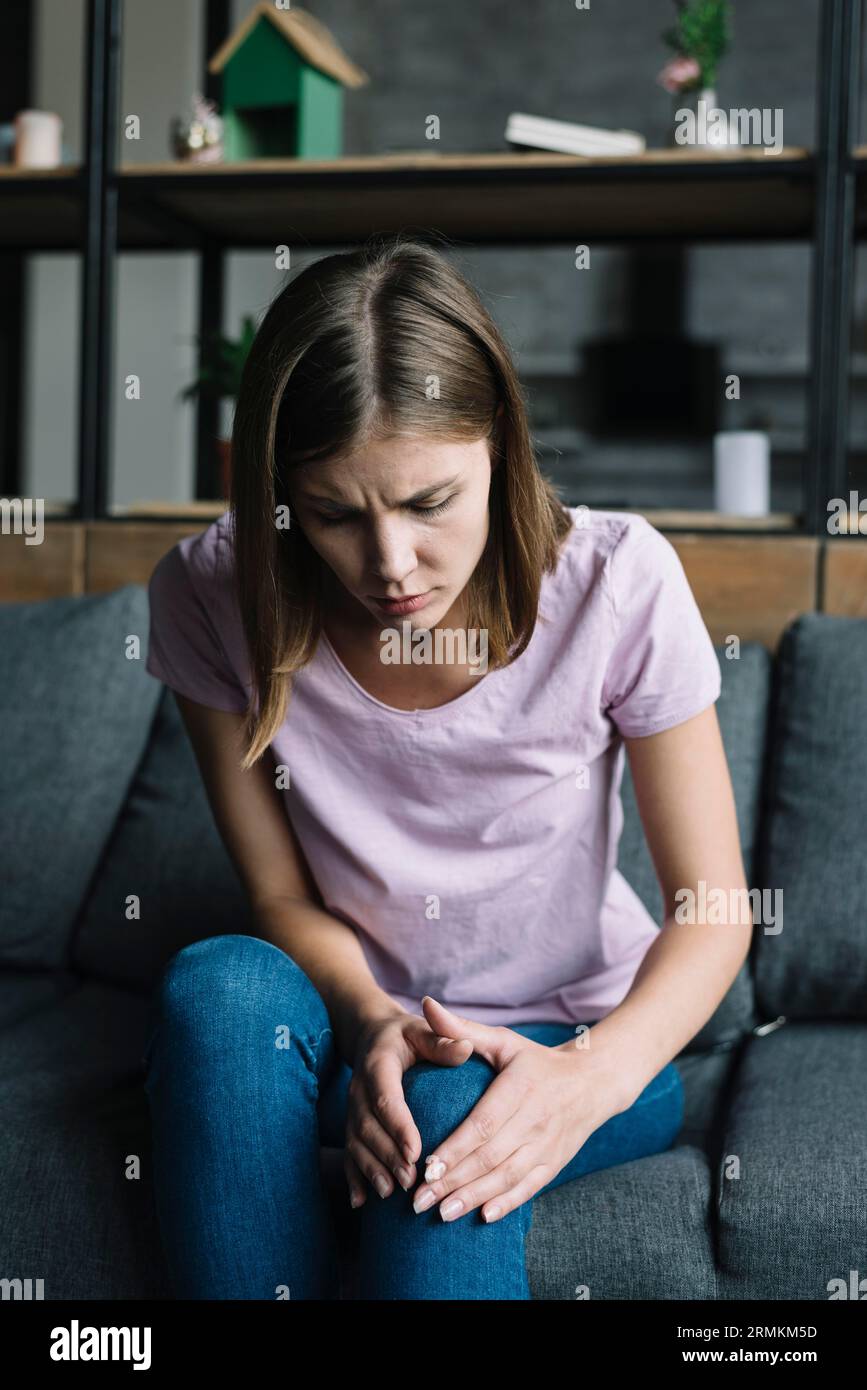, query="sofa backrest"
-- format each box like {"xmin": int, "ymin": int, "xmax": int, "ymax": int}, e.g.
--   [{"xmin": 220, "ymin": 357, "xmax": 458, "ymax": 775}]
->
[
  {"xmin": 0, "ymin": 585, "xmax": 161, "ymax": 970},
  {"xmin": 751, "ymin": 613, "xmax": 867, "ymax": 1021},
  {"xmin": 71, "ymin": 679, "xmax": 255, "ymax": 990}
]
